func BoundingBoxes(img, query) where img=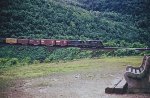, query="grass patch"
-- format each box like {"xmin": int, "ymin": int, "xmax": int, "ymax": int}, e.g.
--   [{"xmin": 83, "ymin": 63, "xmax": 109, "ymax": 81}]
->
[
  {"xmin": 0, "ymin": 56, "xmax": 143, "ymax": 92},
  {"xmin": 0, "ymin": 56, "xmax": 142, "ymax": 79}
]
